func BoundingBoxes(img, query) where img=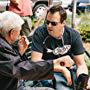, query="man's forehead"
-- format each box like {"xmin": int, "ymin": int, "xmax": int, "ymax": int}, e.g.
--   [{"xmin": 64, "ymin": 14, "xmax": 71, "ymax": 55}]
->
[
  {"xmin": 47, "ymin": 12, "xmax": 60, "ymax": 21},
  {"xmin": 47, "ymin": 11, "xmax": 60, "ymax": 16}
]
